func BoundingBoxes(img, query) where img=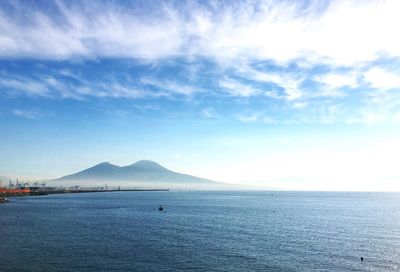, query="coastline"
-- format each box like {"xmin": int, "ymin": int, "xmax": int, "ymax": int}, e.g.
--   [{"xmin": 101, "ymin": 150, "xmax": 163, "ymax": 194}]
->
[{"xmin": 0, "ymin": 188, "xmax": 170, "ymax": 199}]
